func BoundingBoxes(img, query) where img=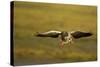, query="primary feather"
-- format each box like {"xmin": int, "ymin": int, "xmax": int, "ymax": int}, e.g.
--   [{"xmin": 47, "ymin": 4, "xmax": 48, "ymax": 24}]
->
[
  {"xmin": 71, "ymin": 31, "xmax": 92, "ymax": 39},
  {"xmin": 35, "ymin": 30, "xmax": 61, "ymax": 38}
]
